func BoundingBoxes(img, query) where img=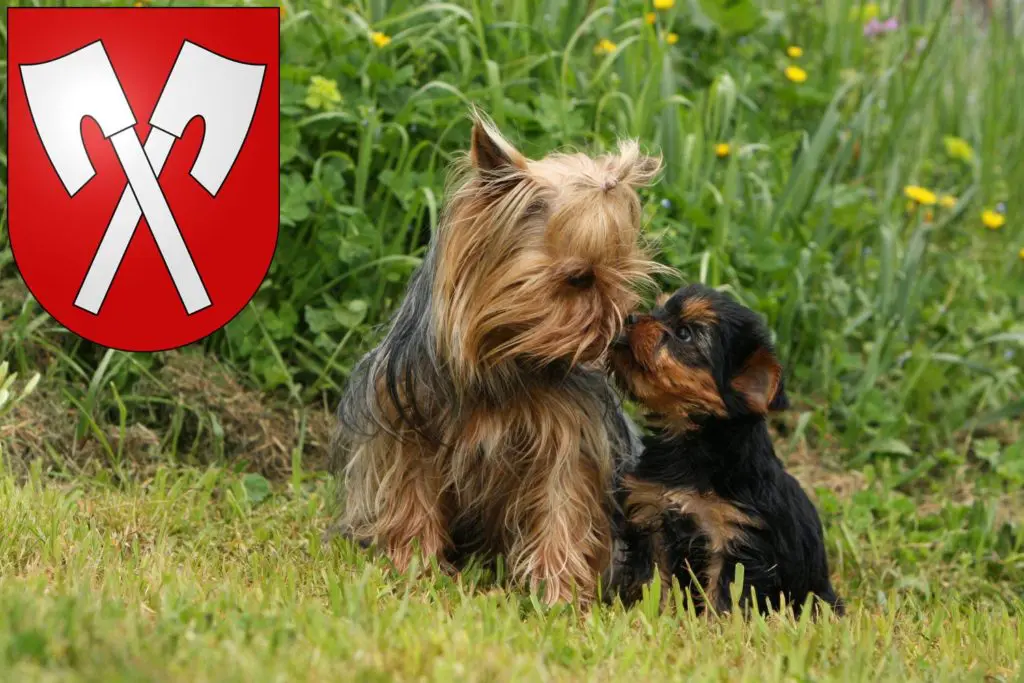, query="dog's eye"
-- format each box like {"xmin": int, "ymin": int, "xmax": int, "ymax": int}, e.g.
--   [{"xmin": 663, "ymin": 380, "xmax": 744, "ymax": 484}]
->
[
  {"xmin": 675, "ymin": 325, "xmax": 693, "ymax": 343},
  {"xmin": 566, "ymin": 270, "xmax": 596, "ymax": 289}
]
